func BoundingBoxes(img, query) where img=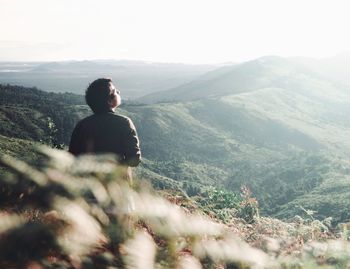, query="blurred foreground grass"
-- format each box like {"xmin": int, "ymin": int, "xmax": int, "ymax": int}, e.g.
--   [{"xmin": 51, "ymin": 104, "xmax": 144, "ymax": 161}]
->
[{"xmin": 0, "ymin": 146, "xmax": 350, "ymax": 269}]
